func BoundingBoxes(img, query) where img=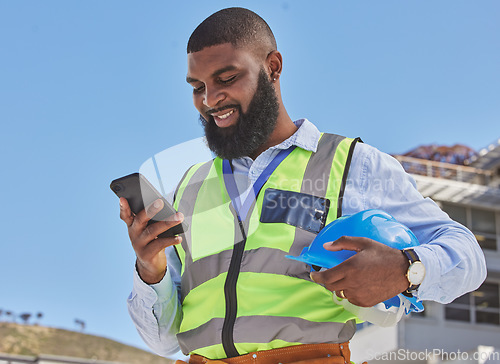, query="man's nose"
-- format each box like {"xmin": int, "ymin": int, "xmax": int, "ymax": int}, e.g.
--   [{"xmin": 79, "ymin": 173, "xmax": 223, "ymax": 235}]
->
[{"xmin": 202, "ymin": 86, "xmax": 225, "ymax": 108}]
